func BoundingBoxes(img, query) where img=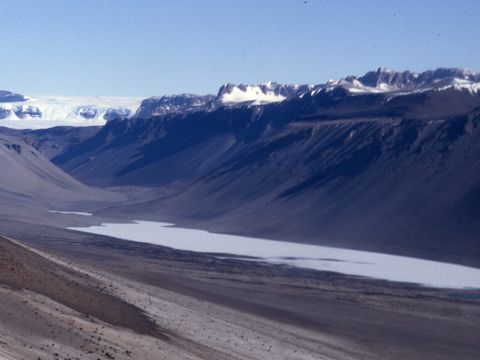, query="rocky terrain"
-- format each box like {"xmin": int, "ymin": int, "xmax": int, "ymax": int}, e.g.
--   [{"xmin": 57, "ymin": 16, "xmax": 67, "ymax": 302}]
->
[{"xmin": 1, "ymin": 225, "xmax": 479, "ymax": 360}]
